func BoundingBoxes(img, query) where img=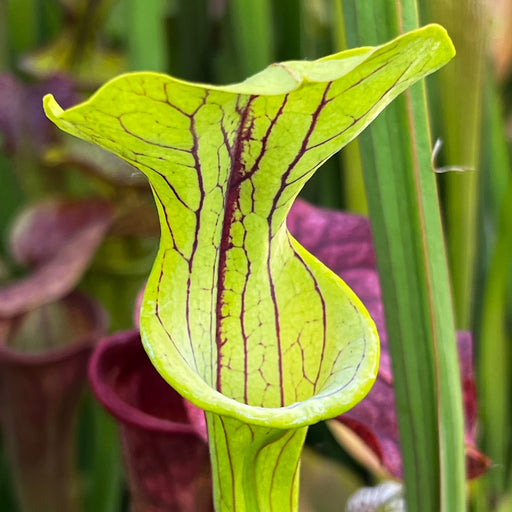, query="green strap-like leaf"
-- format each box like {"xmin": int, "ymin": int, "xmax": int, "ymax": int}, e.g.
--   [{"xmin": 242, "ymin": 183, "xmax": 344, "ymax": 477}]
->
[{"xmin": 44, "ymin": 24, "xmax": 454, "ymax": 511}]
